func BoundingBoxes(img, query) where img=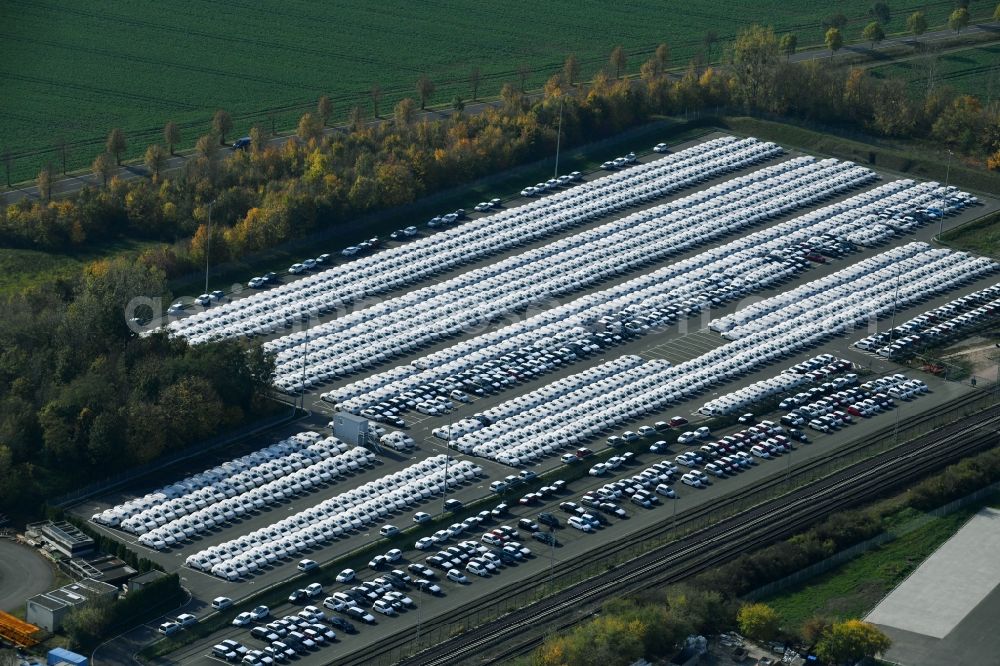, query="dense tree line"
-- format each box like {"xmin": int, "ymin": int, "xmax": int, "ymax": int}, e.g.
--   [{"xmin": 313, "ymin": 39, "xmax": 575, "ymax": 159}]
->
[
  {"xmin": 0, "ymin": 257, "xmax": 275, "ymax": 517},
  {"xmin": 1, "ymin": 25, "xmax": 997, "ymax": 266}
]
